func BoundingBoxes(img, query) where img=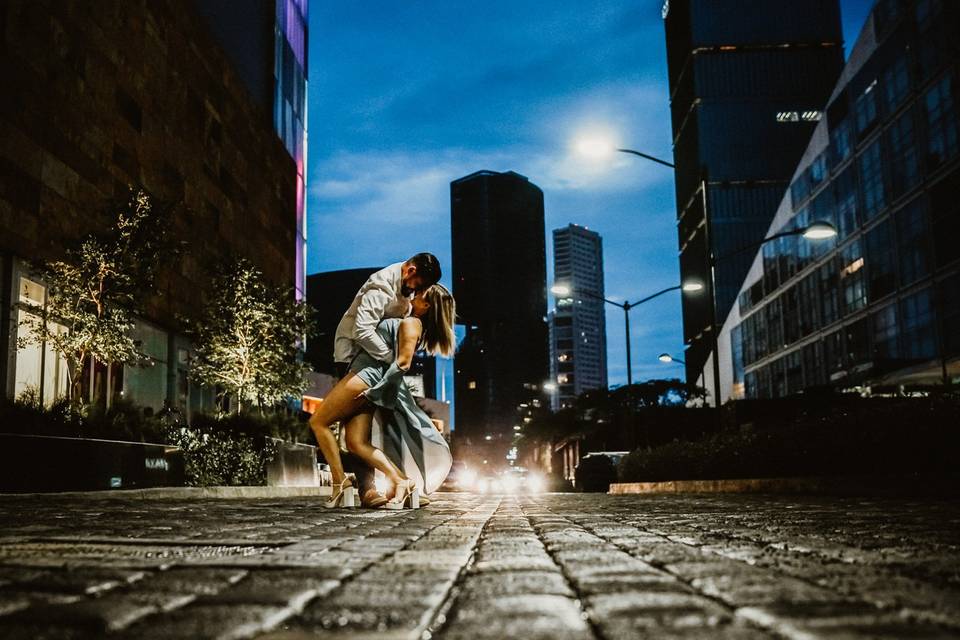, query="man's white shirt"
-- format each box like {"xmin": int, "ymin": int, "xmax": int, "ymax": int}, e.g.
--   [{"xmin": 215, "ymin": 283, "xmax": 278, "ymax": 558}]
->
[{"xmin": 334, "ymin": 262, "xmax": 412, "ymax": 364}]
